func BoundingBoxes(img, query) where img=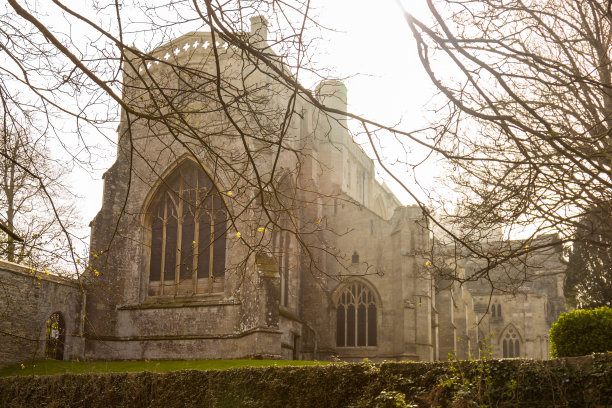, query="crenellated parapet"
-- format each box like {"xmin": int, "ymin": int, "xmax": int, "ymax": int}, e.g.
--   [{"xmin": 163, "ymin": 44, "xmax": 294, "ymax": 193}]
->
[{"xmin": 127, "ymin": 15, "xmax": 270, "ymax": 79}]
